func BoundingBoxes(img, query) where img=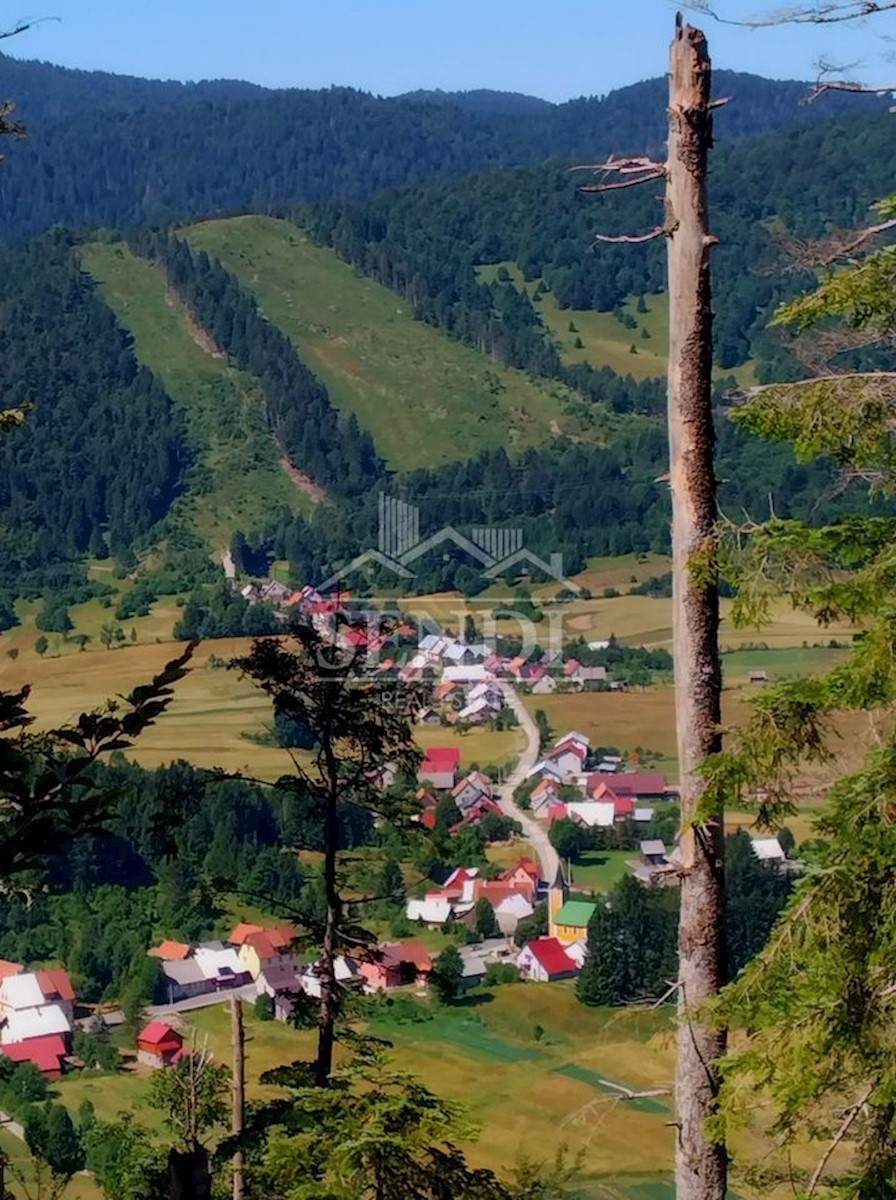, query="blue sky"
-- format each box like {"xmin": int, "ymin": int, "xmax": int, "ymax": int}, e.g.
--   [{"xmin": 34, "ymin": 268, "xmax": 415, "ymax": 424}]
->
[{"xmin": 5, "ymin": 0, "xmax": 892, "ymax": 101}]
